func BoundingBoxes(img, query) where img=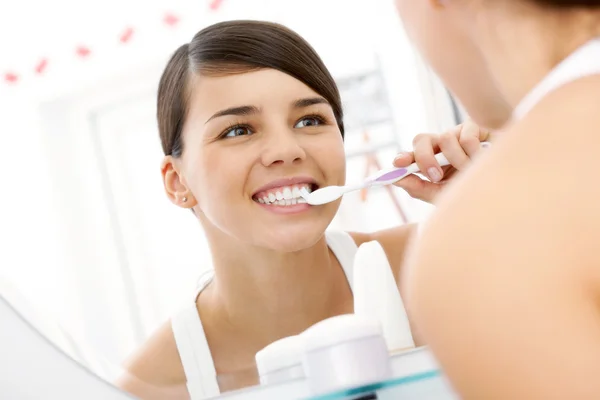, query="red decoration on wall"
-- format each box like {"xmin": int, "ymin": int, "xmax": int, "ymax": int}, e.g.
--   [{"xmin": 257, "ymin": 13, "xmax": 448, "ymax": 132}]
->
[
  {"xmin": 119, "ymin": 27, "xmax": 135, "ymax": 43},
  {"xmin": 163, "ymin": 13, "xmax": 179, "ymax": 26},
  {"xmin": 209, "ymin": 0, "xmax": 224, "ymax": 11},
  {"xmin": 4, "ymin": 72, "xmax": 19, "ymax": 83},
  {"xmin": 35, "ymin": 58, "xmax": 48, "ymax": 74},
  {"xmin": 3, "ymin": 12, "xmax": 187, "ymax": 85},
  {"xmin": 76, "ymin": 46, "xmax": 91, "ymax": 58}
]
